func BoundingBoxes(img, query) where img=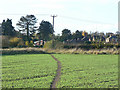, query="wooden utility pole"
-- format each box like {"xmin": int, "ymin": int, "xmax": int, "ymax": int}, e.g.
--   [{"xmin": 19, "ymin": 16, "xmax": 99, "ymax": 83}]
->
[{"xmin": 51, "ymin": 15, "xmax": 57, "ymax": 32}]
